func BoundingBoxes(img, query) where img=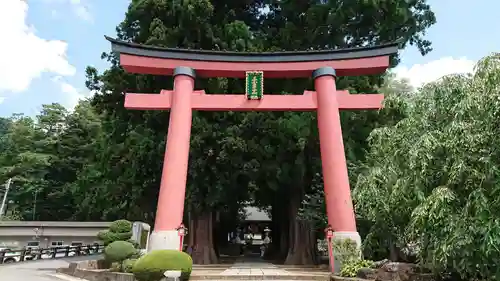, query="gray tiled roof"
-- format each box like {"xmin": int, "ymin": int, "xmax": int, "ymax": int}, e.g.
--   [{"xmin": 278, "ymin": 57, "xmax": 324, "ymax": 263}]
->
[
  {"xmin": 244, "ymin": 207, "xmax": 271, "ymax": 221},
  {"xmin": 106, "ymin": 36, "xmax": 399, "ymax": 63}
]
